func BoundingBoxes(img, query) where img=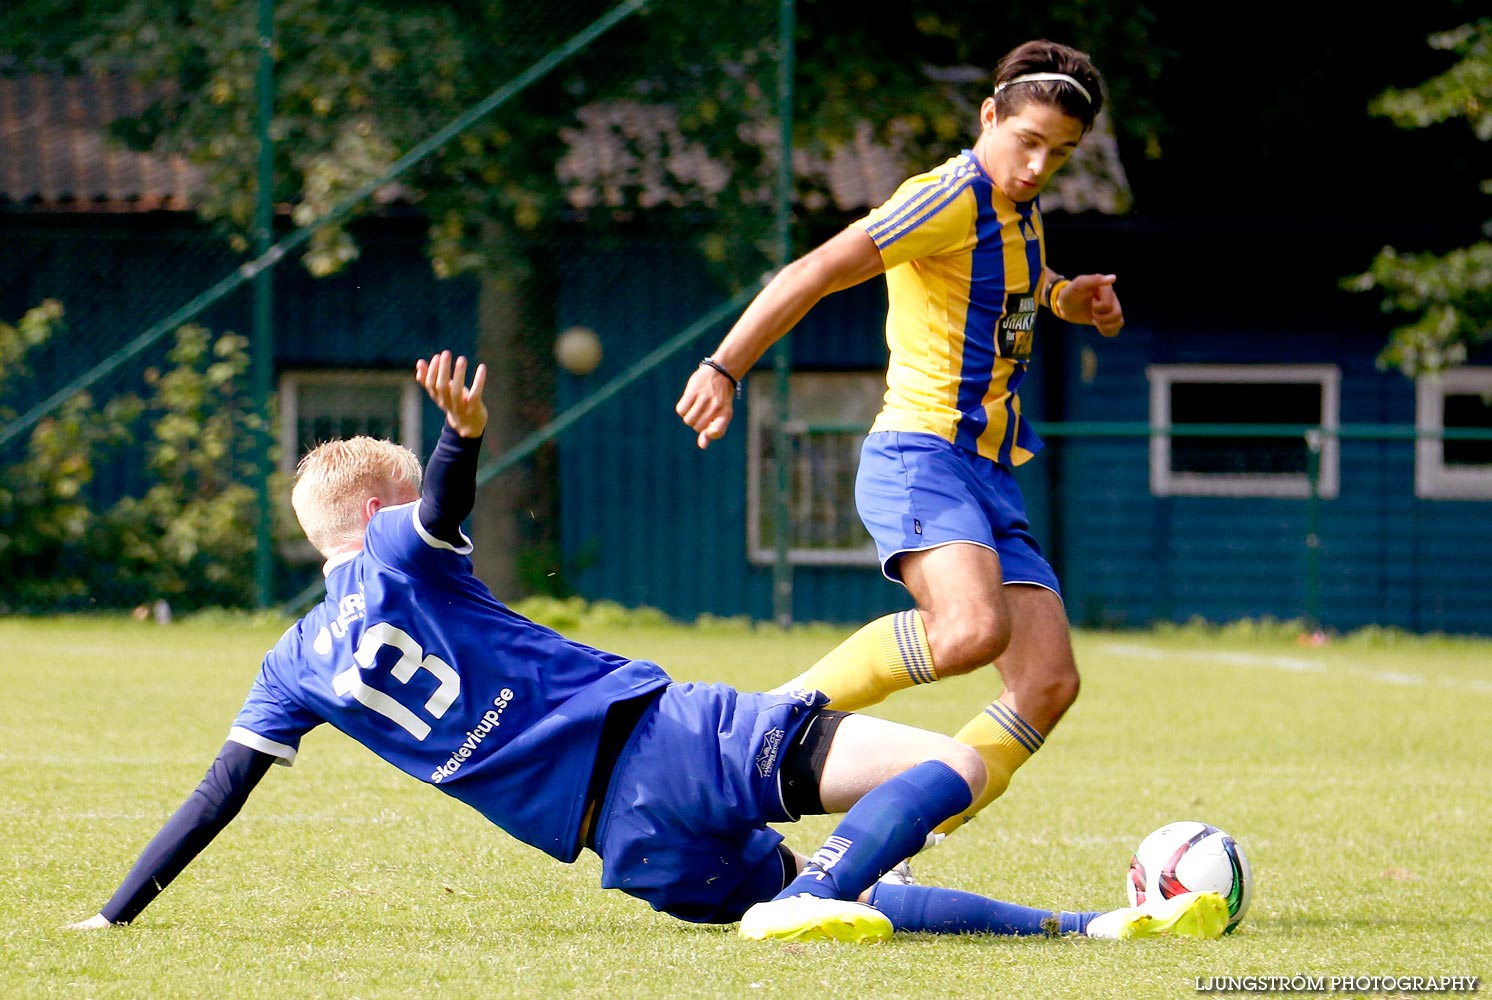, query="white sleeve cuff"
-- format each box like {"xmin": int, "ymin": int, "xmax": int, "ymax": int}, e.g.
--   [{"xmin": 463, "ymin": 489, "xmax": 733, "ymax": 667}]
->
[
  {"xmin": 410, "ymin": 499, "xmax": 474, "ymax": 554},
  {"xmin": 228, "ymin": 726, "xmax": 298, "ymax": 766}
]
